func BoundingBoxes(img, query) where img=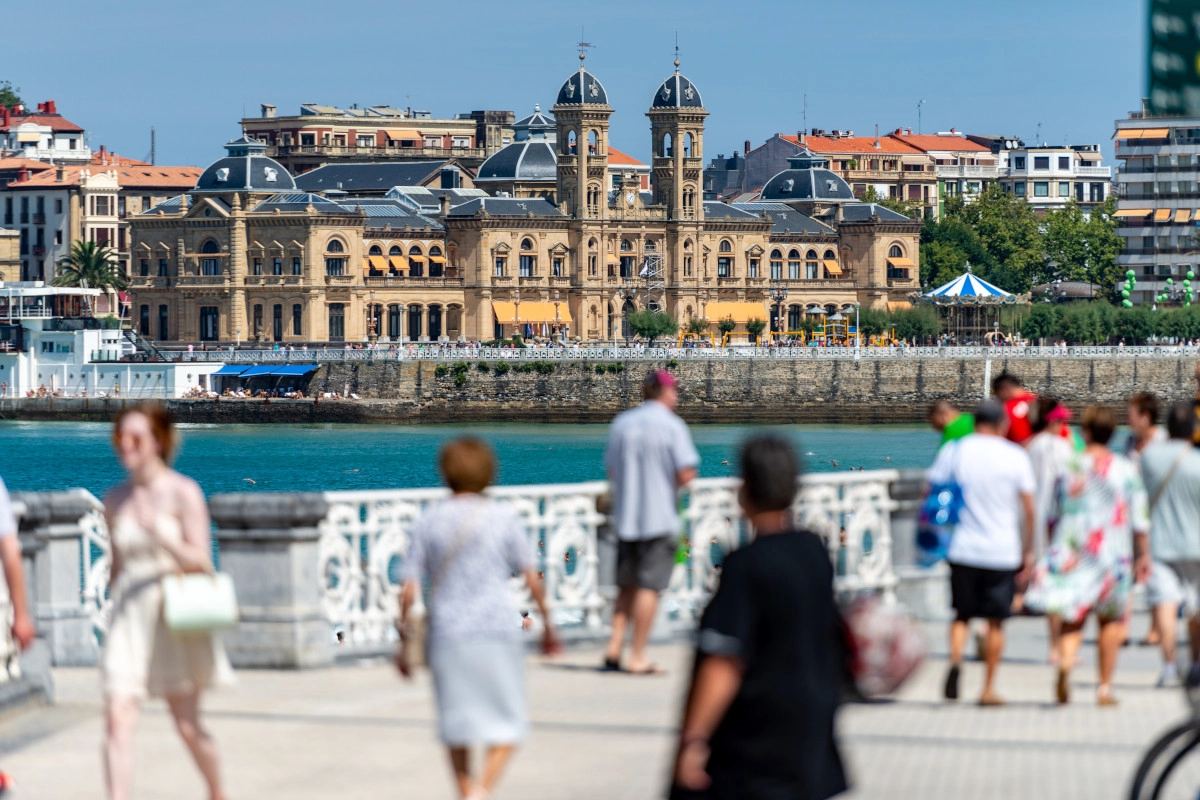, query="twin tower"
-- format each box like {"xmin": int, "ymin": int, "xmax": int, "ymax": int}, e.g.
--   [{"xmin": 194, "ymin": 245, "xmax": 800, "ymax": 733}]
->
[{"xmin": 552, "ymin": 54, "xmax": 707, "ymax": 222}]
